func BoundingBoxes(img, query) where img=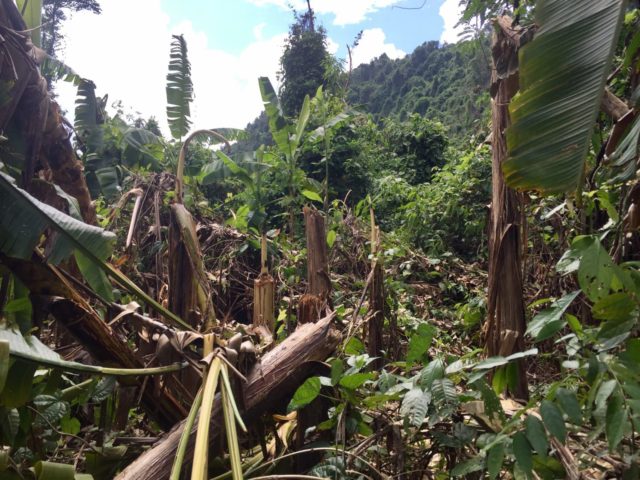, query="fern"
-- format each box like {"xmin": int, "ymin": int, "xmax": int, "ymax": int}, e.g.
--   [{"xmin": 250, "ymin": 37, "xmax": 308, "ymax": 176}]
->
[{"xmin": 166, "ymin": 34, "xmax": 193, "ymax": 140}]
